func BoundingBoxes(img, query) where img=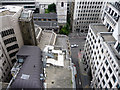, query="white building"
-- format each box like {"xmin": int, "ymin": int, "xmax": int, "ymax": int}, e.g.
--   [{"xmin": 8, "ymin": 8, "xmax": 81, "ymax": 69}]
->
[
  {"xmin": 56, "ymin": 0, "xmax": 67, "ymax": 25},
  {"xmin": 101, "ymin": 2, "xmax": 120, "ymax": 42},
  {"xmin": 1, "ymin": 0, "xmax": 36, "ymax": 10},
  {"xmin": 72, "ymin": 0, "xmax": 108, "ymax": 33},
  {"xmin": 83, "ymin": 2, "xmax": 120, "ymax": 88},
  {"xmin": 0, "ymin": 6, "xmax": 24, "ymax": 82}
]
